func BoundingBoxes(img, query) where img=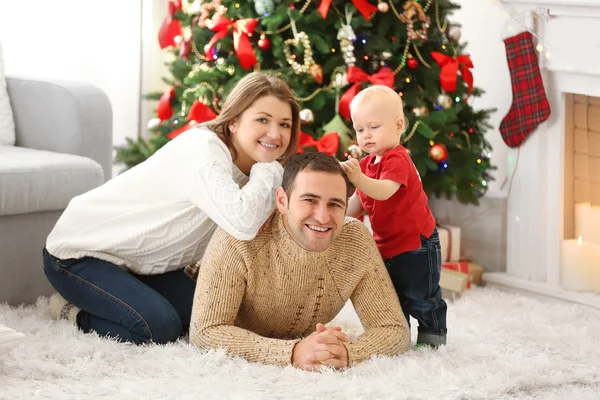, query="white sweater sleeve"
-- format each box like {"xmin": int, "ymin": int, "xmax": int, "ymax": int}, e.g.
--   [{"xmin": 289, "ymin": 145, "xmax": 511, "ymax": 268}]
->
[{"xmin": 185, "ymin": 135, "xmax": 283, "ymax": 241}]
